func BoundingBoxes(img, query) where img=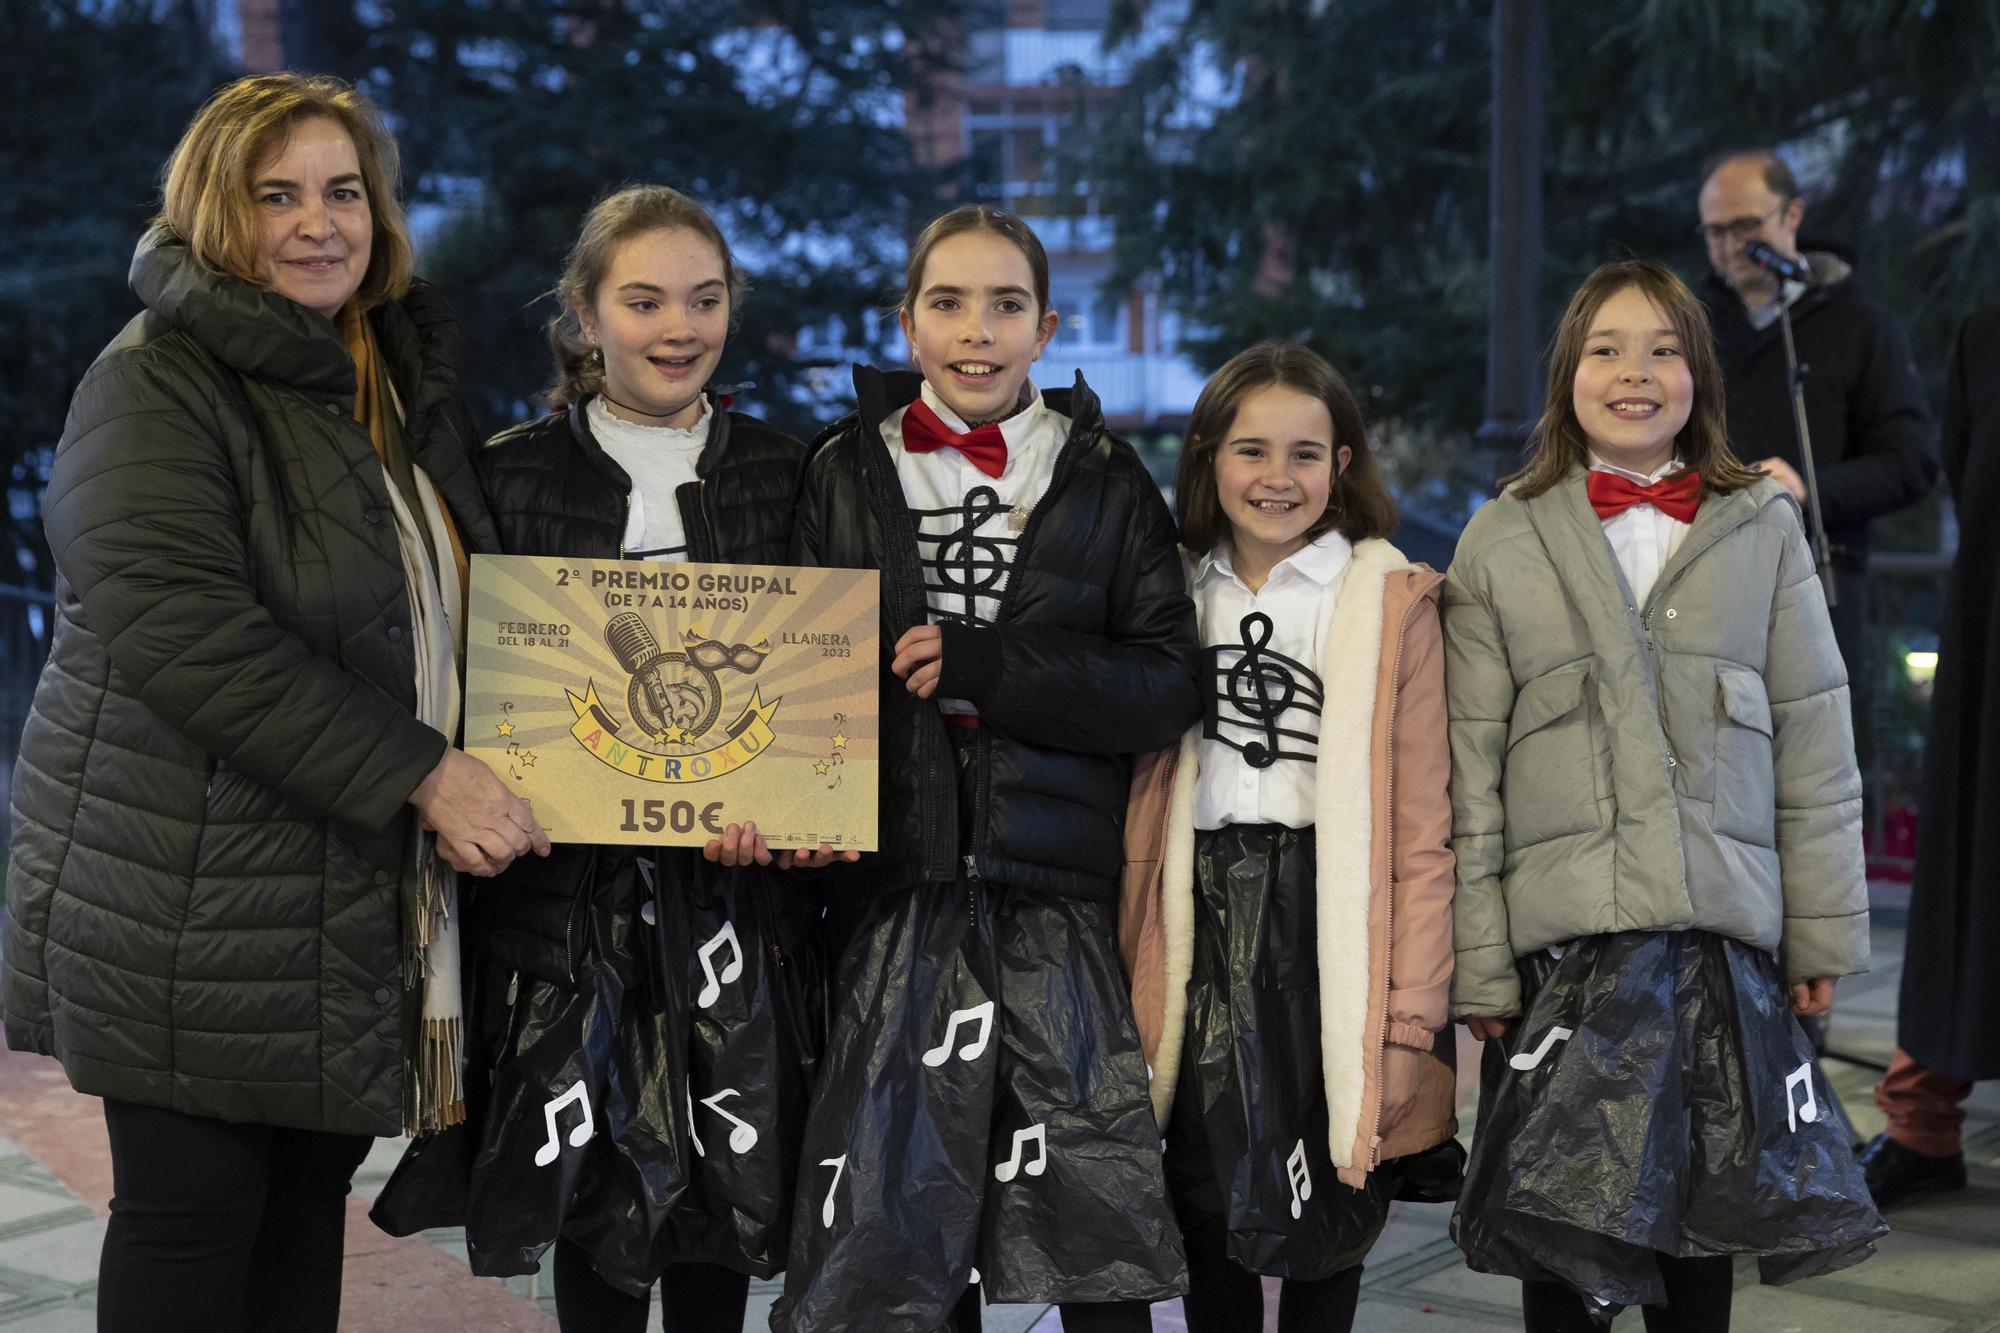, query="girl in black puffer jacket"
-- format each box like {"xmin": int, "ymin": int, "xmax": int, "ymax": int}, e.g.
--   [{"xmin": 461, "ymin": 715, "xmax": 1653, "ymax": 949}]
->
[
  {"xmin": 770, "ymin": 206, "xmax": 1200, "ymax": 1333},
  {"xmin": 453, "ymin": 186, "xmax": 829, "ymax": 1332}
]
